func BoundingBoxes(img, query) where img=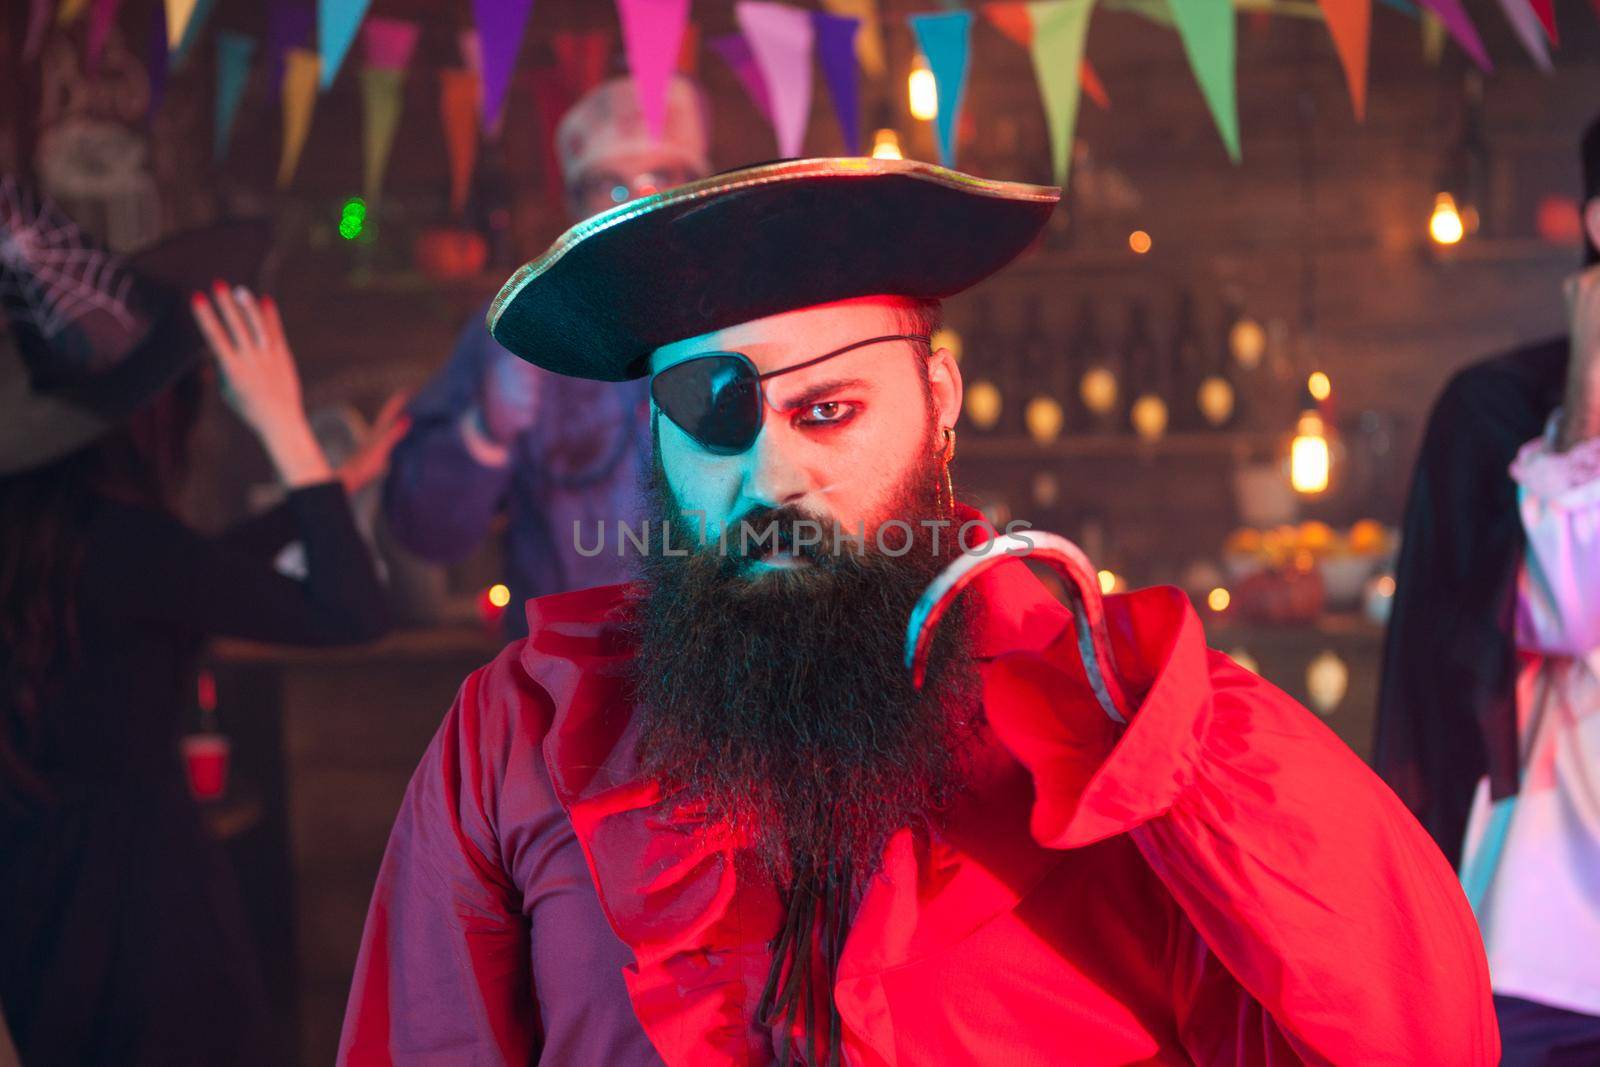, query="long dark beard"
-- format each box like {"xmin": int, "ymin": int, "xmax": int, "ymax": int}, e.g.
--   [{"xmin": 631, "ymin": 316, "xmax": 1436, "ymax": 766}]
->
[
  {"xmin": 624, "ymin": 436, "xmax": 981, "ymax": 1064},
  {"xmin": 626, "ymin": 451, "xmax": 980, "ymax": 885}
]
